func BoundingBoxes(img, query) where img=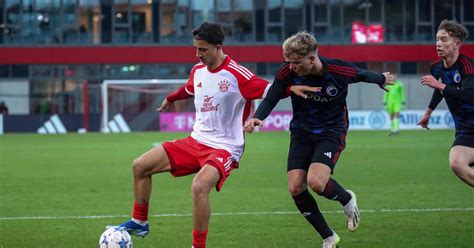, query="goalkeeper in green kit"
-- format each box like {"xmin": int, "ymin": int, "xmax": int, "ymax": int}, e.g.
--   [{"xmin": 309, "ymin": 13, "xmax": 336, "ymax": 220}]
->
[{"xmin": 383, "ymin": 74, "xmax": 406, "ymax": 135}]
